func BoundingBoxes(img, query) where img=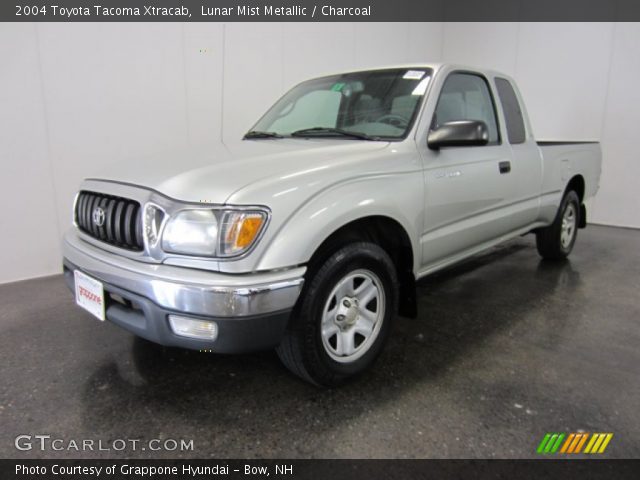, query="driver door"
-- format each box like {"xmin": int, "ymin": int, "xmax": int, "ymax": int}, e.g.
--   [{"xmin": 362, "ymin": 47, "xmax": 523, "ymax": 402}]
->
[{"xmin": 420, "ymin": 72, "xmax": 517, "ymax": 267}]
